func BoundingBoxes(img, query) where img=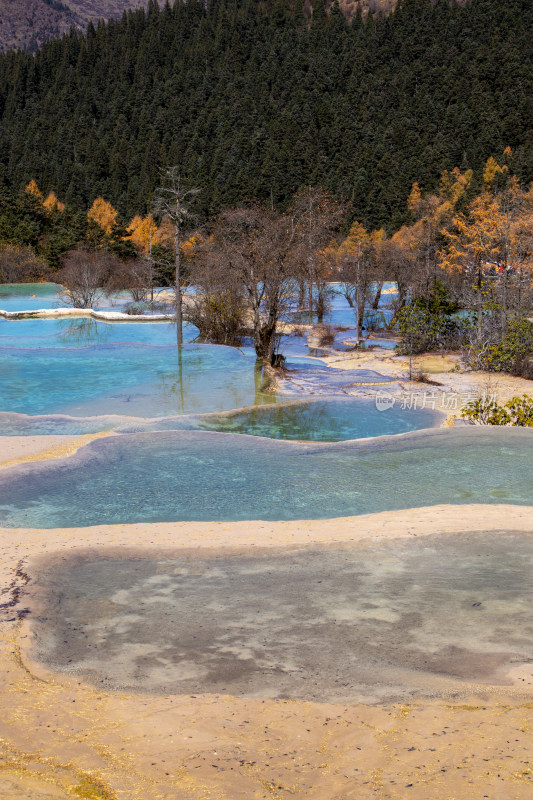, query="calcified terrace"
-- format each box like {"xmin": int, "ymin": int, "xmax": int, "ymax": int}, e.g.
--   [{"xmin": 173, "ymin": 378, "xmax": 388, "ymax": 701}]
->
[
  {"xmin": 0, "ymin": 426, "xmax": 531, "ymax": 528},
  {"xmin": 2, "ymin": 283, "xmax": 533, "ymax": 799}
]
